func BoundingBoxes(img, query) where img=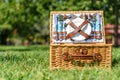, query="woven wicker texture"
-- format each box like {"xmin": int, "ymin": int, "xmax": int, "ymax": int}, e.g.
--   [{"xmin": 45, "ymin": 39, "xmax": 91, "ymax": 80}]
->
[{"xmin": 50, "ymin": 44, "xmax": 112, "ymax": 69}]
